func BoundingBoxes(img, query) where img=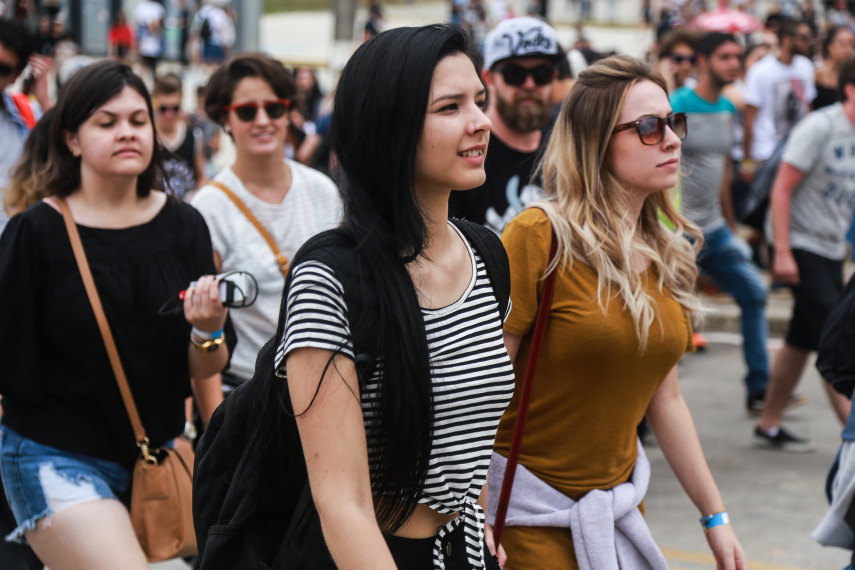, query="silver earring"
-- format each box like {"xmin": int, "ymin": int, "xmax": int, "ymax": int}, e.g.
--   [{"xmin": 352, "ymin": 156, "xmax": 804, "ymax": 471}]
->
[{"xmin": 224, "ymin": 125, "xmax": 231, "ymax": 134}]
